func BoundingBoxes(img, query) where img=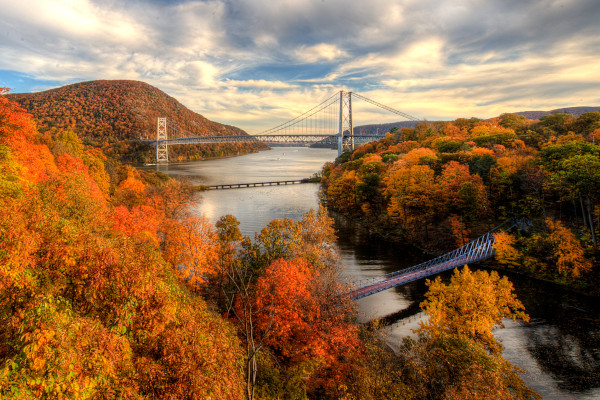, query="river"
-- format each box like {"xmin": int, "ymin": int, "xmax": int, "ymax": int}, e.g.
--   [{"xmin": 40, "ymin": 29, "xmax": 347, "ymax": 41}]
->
[{"xmin": 152, "ymin": 147, "xmax": 600, "ymax": 399}]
